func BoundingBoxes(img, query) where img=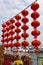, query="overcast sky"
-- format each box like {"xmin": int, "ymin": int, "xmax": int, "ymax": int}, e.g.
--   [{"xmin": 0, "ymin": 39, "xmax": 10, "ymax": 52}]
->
[{"xmin": 0, "ymin": 0, "xmax": 43, "ymax": 46}]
